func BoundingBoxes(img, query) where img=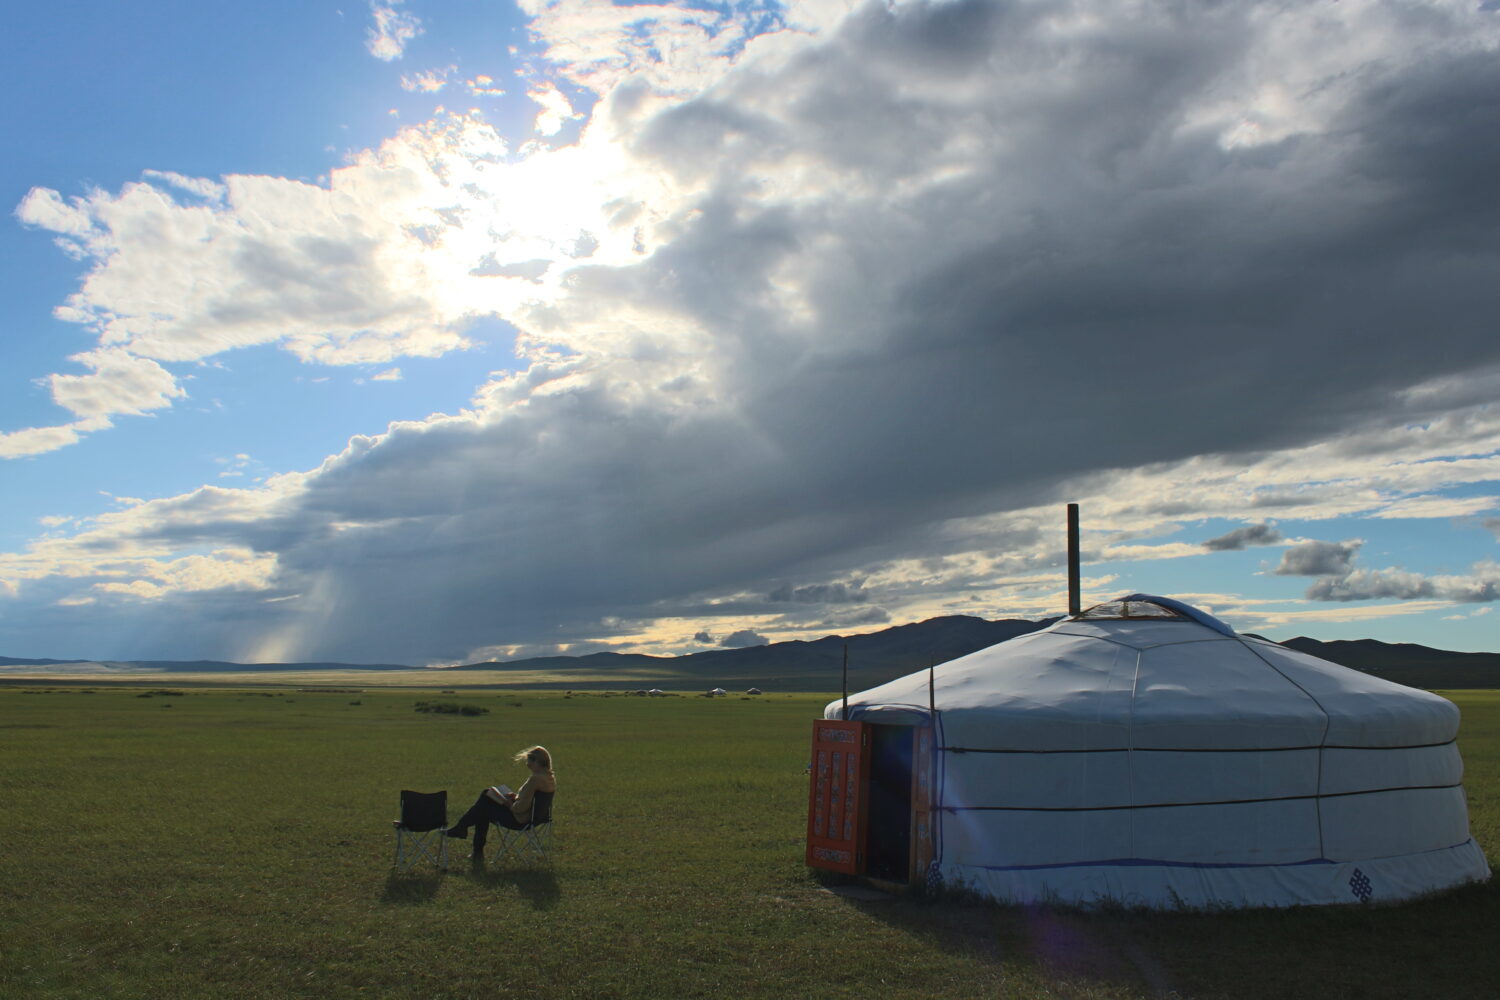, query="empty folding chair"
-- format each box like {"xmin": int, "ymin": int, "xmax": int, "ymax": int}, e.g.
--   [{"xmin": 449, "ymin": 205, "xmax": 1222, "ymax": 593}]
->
[
  {"xmin": 494, "ymin": 791, "xmax": 555, "ymax": 865},
  {"xmin": 392, "ymin": 790, "xmax": 449, "ymax": 871}
]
